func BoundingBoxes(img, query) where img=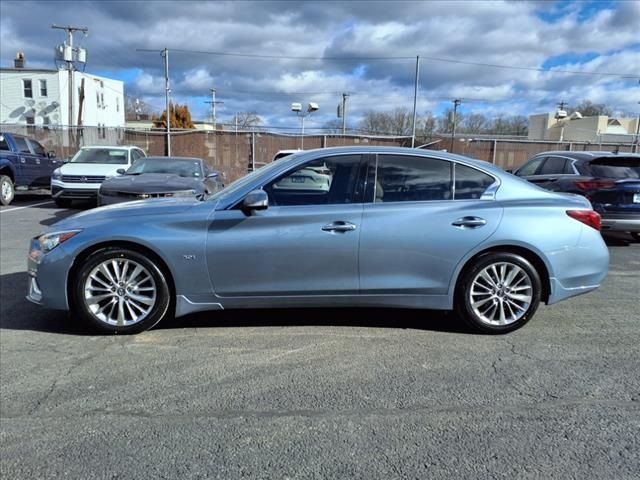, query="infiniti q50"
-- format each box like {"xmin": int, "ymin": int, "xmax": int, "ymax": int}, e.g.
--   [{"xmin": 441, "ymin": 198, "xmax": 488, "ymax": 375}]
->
[{"xmin": 27, "ymin": 147, "xmax": 609, "ymax": 334}]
